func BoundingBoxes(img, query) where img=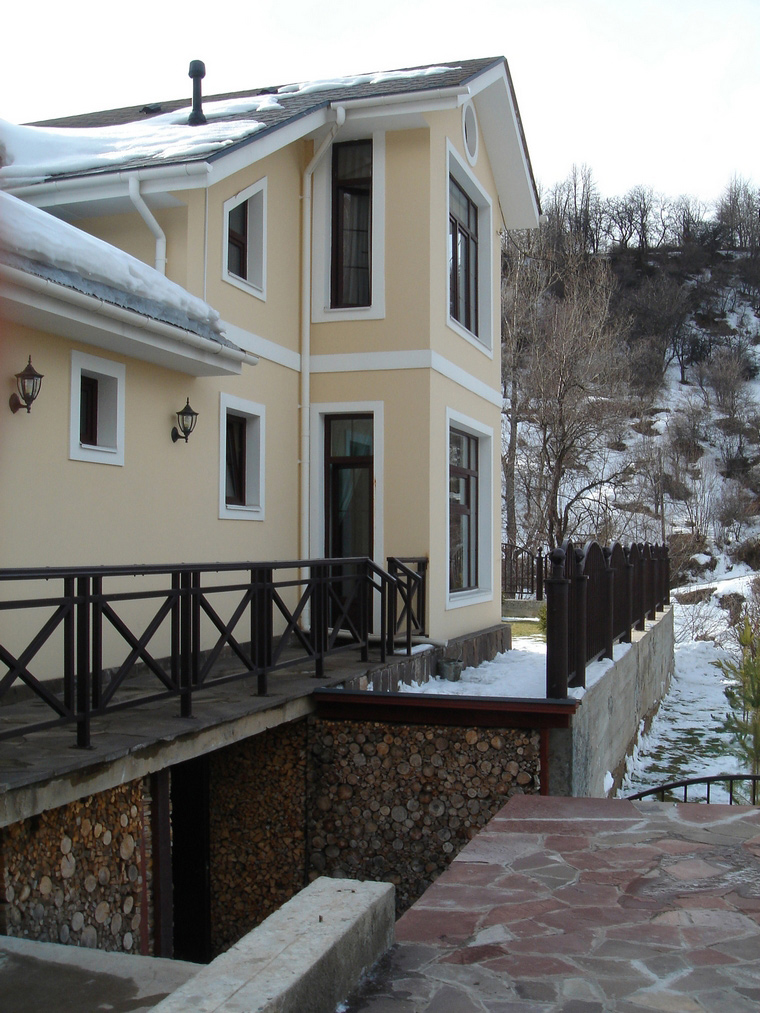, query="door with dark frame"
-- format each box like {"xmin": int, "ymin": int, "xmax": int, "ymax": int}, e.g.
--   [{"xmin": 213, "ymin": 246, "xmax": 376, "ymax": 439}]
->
[{"xmin": 324, "ymin": 414, "xmax": 374, "ymax": 630}]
